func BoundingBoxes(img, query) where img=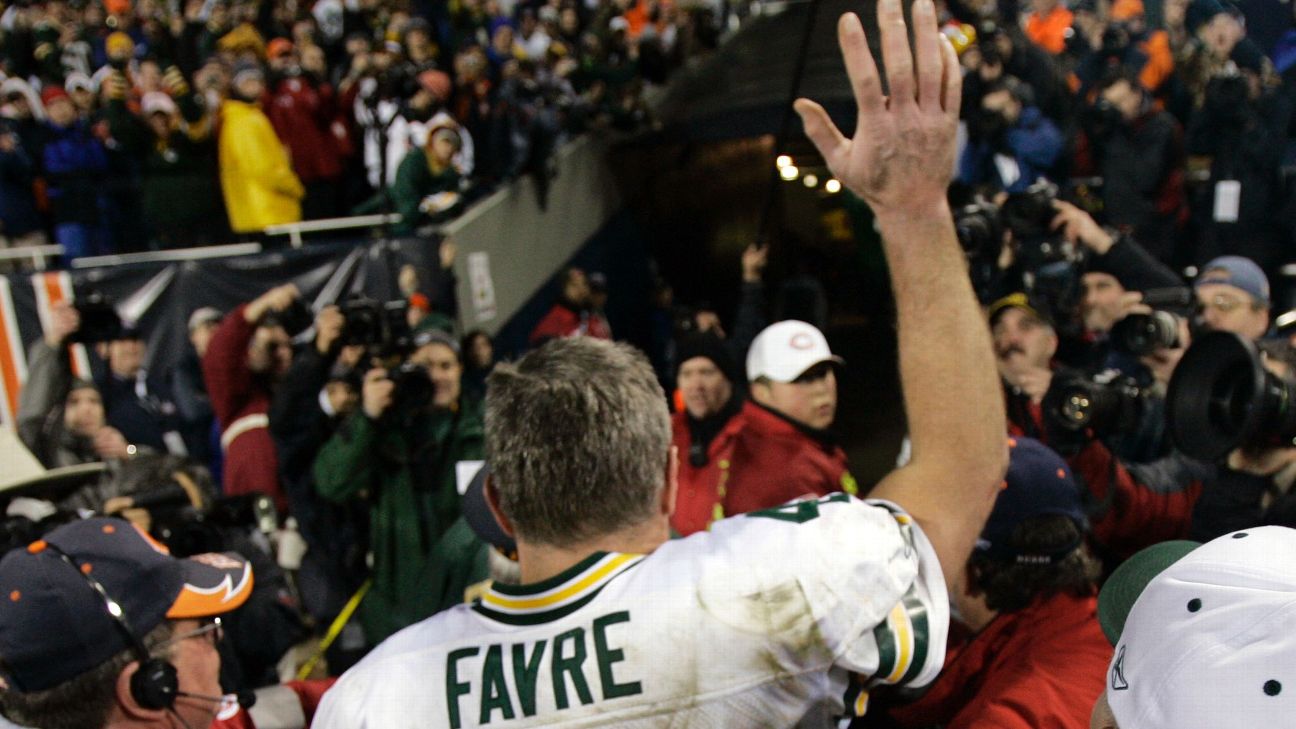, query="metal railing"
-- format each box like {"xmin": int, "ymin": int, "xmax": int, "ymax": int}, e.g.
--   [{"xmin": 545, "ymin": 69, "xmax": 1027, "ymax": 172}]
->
[
  {"xmin": 263, "ymin": 214, "xmax": 402, "ymax": 248},
  {"xmin": 72, "ymin": 242, "xmax": 263, "ymax": 269},
  {"xmin": 0, "ymin": 245, "xmax": 64, "ymax": 270}
]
